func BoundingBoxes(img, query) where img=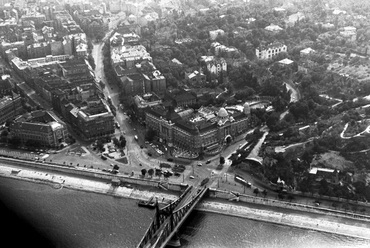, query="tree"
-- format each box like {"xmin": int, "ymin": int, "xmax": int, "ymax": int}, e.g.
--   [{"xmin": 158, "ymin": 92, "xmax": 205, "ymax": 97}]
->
[
  {"xmin": 120, "ymin": 136, "xmax": 126, "ymax": 148},
  {"xmin": 148, "ymin": 168, "xmax": 154, "ymax": 178},
  {"xmin": 112, "ymin": 137, "xmax": 120, "ymax": 147},
  {"xmin": 141, "ymin": 169, "xmax": 147, "ymax": 177},
  {"xmin": 96, "ymin": 138, "xmax": 105, "ymax": 151},
  {"xmin": 342, "ymin": 203, "xmax": 350, "ymax": 212},
  {"xmin": 319, "ymin": 178, "xmax": 329, "ymax": 196},
  {"xmin": 8, "ymin": 136, "xmax": 21, "ymax": 147},
  {"xmin": 266, "ymin": 112, "xmax": 280, "ymax": 130},
  {"xmin": 145, "ymin": 128, "xmax": 156, "ymax": 142},
  {"xmin": 1, "ymin": 130, "xmax": 8, "ymax": 137},
  {"xmin": 287, "ymin": 195, "xmax": 295, "ymax": 202},
  {"xmin": 262, "ymin": 189, "xmax": 267, "ymax": 197},
  {"xmin": 253, "ymin": 188, "xmax": 259, "ymax": 196},
  {"xmin": 278, "ymin": 193, "xmax": 285, "ymax": 200}
]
